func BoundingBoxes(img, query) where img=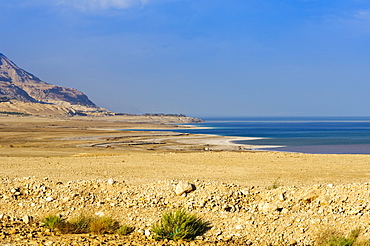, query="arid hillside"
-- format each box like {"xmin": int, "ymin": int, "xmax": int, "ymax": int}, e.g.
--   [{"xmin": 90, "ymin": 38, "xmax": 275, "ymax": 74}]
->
[{"xmin": 0, "ymin": 53, "xmax": 110, "ymax": 116}]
